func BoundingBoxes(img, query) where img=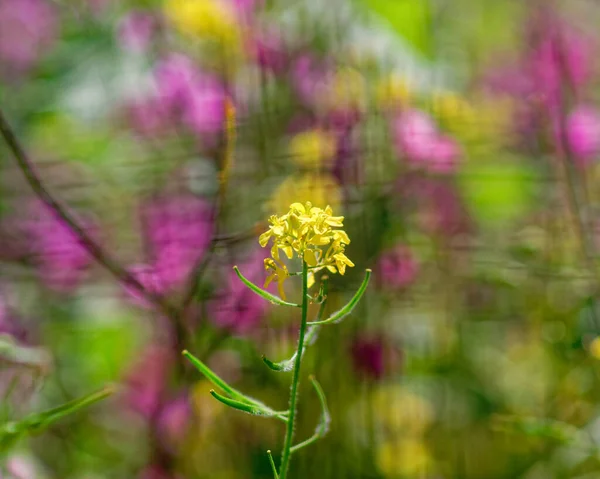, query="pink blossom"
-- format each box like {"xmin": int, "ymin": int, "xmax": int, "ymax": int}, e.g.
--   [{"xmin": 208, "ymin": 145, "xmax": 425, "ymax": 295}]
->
[
  {"xmin": 157, "ymin": 394, "xmax": 191, "ymax": 453},
  {"xmin": 123, "ymin": 265, "xmax": 166, "ymax": 309},
  {"xmin": 20, "ymin": 202, "xmax": 95, "ymax": 293},
  {"xmin": 565, "ymin": 105, "xmax": 600, "ymax": 166},
  {"xmin": 252, "ymin": 31, "xmax": 288, "ymax": 74},
  {"xmin": 0, "ymin": 0, "xmax": 58, "ymax": 73},
  {"xmin": 124, "ymin": 346, "xmax": 173, "ymax": 418},
  {"xmin": 141, "ymin": 195, "xmax": 214, "ymax": 290},
  {"xmin": 377, "ymin": 244, "xmax": 418, "ymax": 290},
  {"xmin": 118, "ymin": 11, "xmax": 157, "ymax": 53},
  {"xmin": 392, "ymin": 109, "xmax": 460, "ymax": 173},
  {"xmin": 291, "ymin": 55, "xmax": 330, "ymax": 108},
  {"xmin": 153, "ymin": 54, "xmax": 228, "ymax": 139},
  {"xmin": 127, "ymin": 96, "xmax": 171, "ymax": 137},
  {"xmin": 211, "ymin": 251, "xmax": 269, "ymax": 334}
]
